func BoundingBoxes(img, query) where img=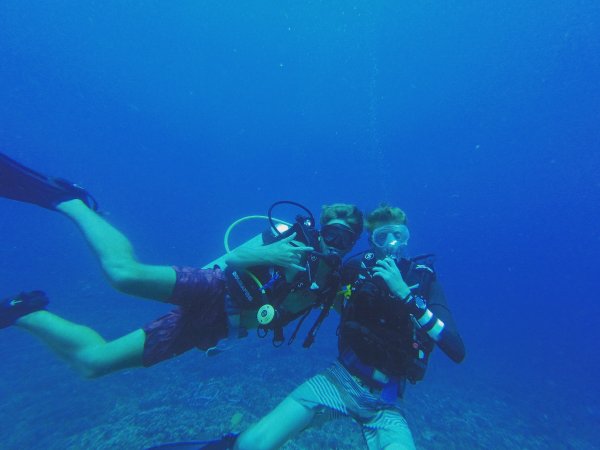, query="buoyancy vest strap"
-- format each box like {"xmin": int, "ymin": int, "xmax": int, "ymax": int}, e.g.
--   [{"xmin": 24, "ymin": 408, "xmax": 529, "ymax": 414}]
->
[
  {"xmin": 301, "ymin": 268, "xmax": 341, "ymax": 348},
  {"xmin": 286, "ymin": 306, "xmax": 313, "ymax": 345},
  {"xmin": 302, "ymin": 303, "xmax": 330, "ymax": 348}
]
